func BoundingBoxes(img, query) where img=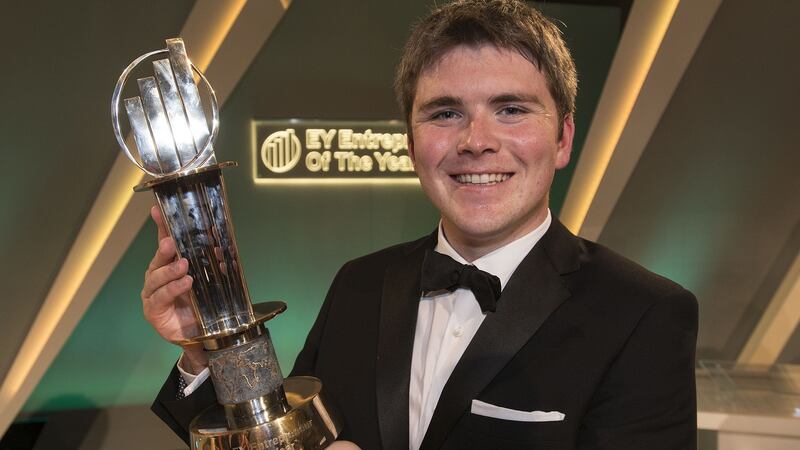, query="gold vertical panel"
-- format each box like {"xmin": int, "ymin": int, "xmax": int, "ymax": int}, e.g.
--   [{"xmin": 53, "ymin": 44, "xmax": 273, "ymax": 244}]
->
[
  {"xmin": 559, "ymin": 0, "xmax": 680, "ymax": 236},
  {"xmin": 738, "ymin": 251, "xmax": 800, "ymax": 365}
]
